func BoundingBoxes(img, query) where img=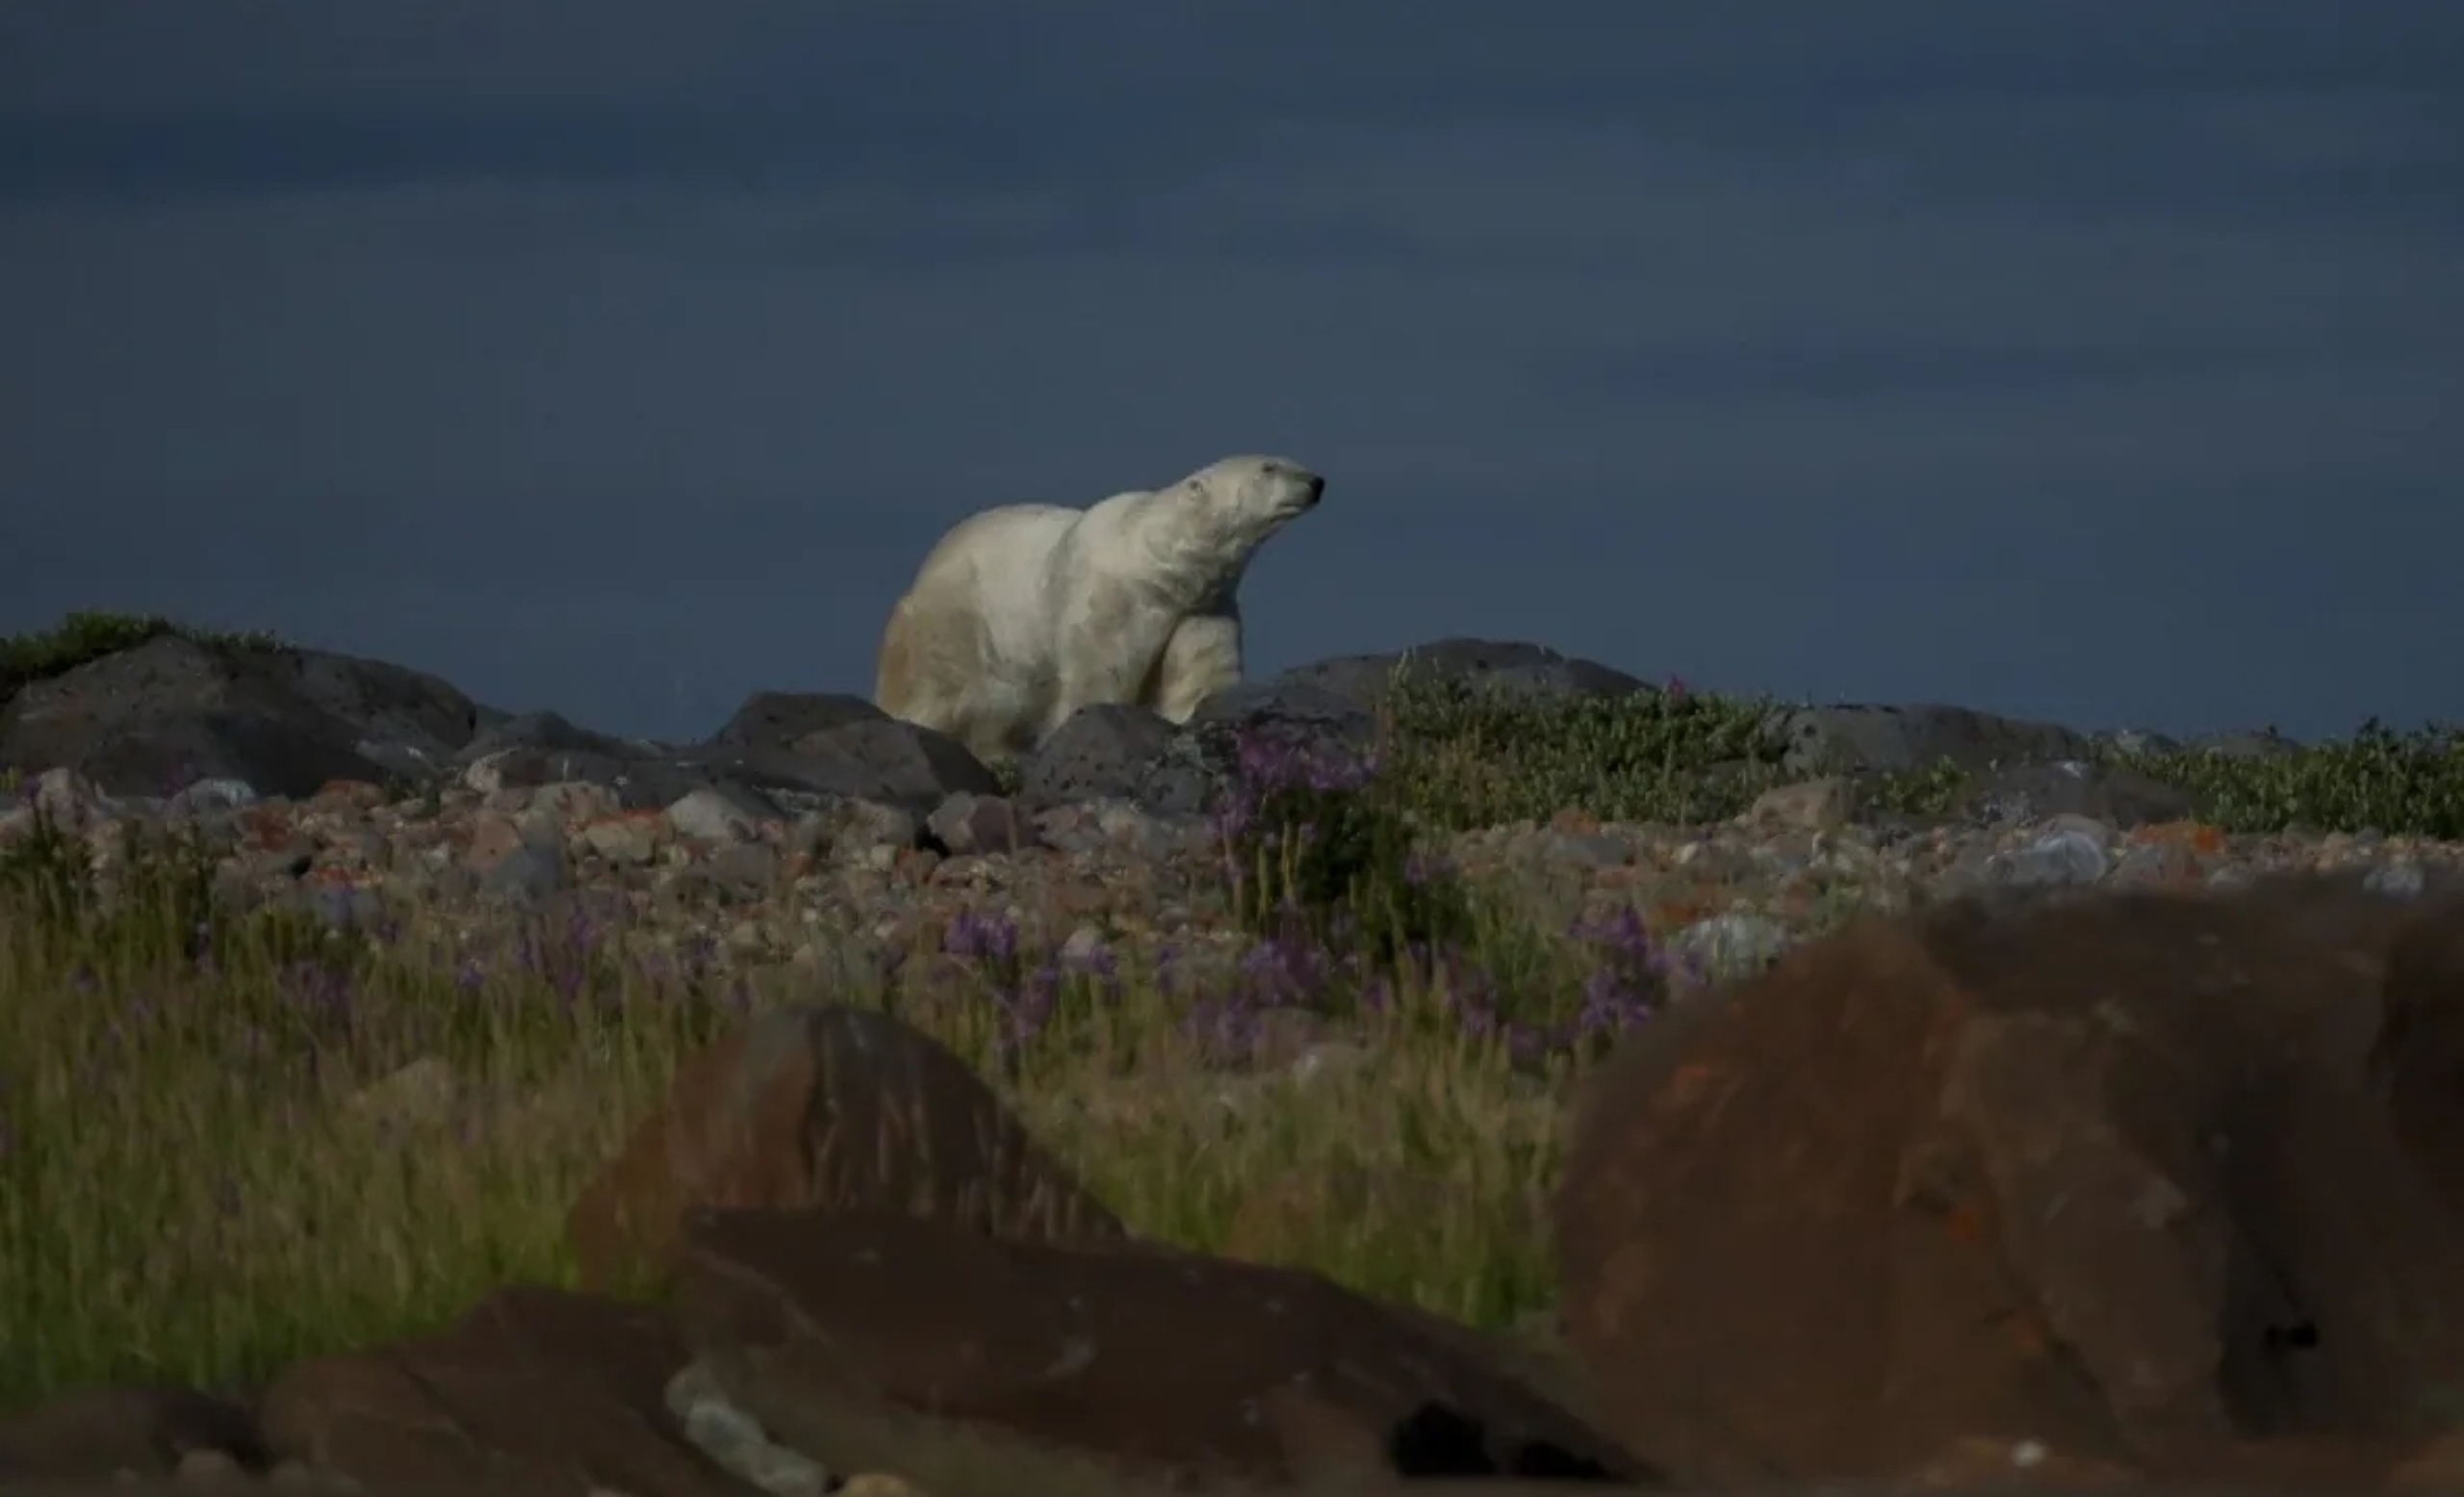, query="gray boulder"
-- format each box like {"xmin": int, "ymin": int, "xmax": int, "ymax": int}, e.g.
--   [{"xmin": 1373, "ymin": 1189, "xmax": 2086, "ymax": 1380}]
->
[
  {"xmin": 1018, "ymin": 705, "xmax": 1202, "ymax": 814},
  {"xmin": 455, "ymin": 710, "xmax": 648, "ymax": 766},
  {"xmin": 1269, "ymin": 638, "xmax": 1655, "ymax": 711},
  {"xmin": 681, "ymin": 717, "xmax": 998, "ymax": 816},
  {"xmin": 1773, "ymin": 703, "xmax": 2096, "ymax": 777},
  {"xmin": 705, "ymin": 691, "xmax": 886, "ymax": 754},
  {"xmin": 0, "ymin": 633, "xmax": 486, "ymax": 800},
  {"xmin": 1950, "ymin": 761, "xmax": 2199, "ymax": 830}
]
